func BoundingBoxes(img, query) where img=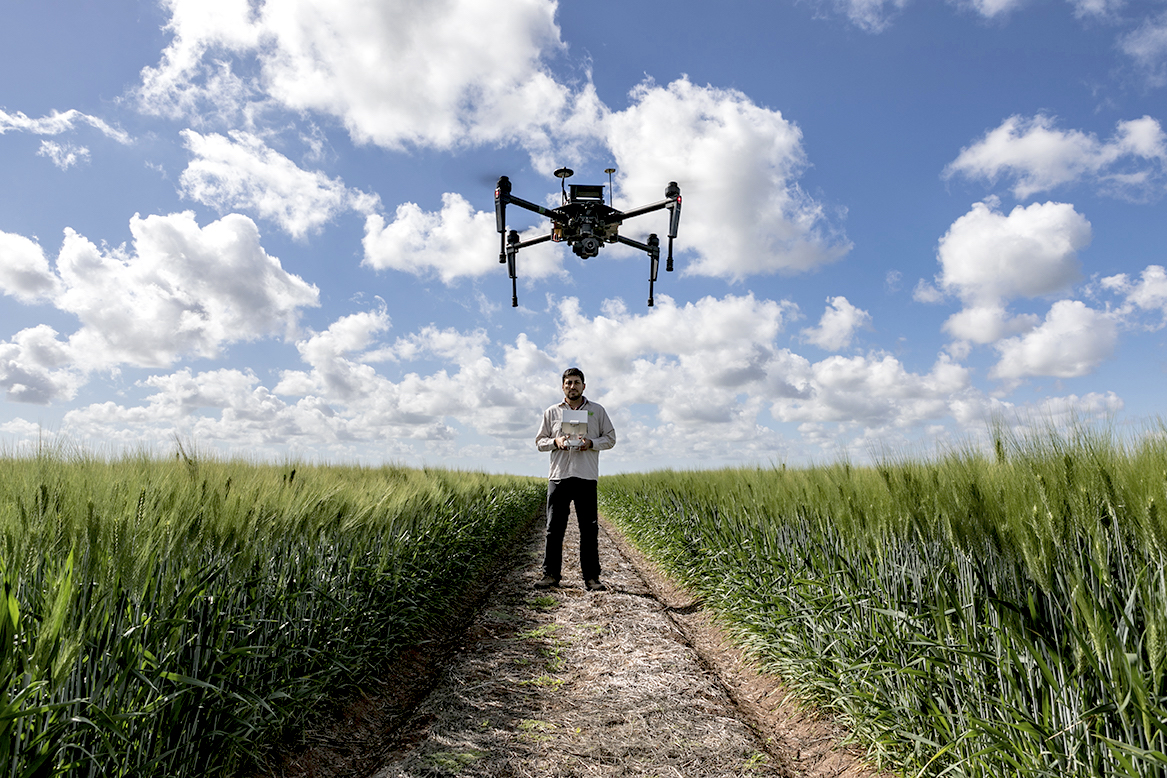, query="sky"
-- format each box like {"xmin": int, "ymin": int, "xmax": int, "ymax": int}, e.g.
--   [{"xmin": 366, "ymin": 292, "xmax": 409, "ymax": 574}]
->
[{"xmin": 1, "ymin": 0, "xmax": 1166, "ymax": 476}]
